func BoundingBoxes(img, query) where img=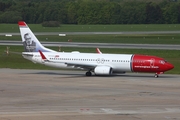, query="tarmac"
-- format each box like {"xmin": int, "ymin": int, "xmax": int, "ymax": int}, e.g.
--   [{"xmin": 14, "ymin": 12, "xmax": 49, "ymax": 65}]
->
[{"xmin": 0, "ymin": 68, "xmax": 180, "ymax": 120}]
